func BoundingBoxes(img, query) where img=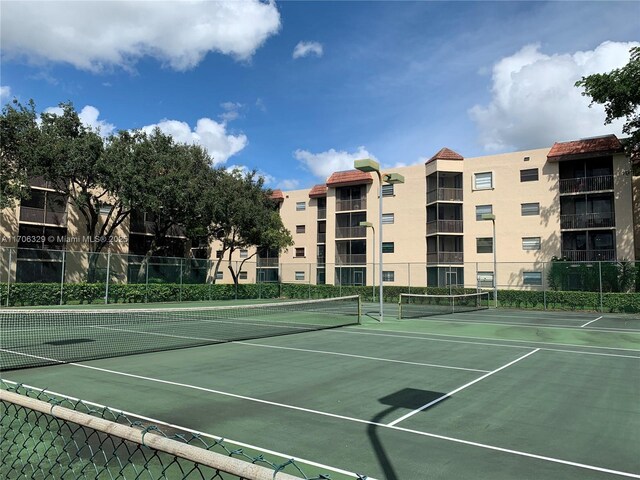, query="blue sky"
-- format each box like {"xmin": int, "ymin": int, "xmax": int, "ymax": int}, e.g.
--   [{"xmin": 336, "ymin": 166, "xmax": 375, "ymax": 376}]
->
[{"xmin": 1, "ymin": 1, "xmax": 639, "ymax": 190}]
